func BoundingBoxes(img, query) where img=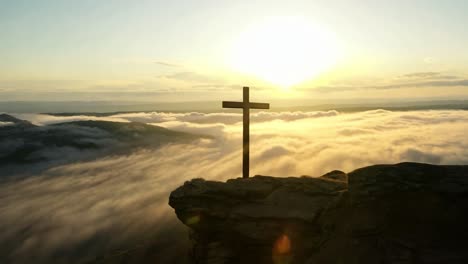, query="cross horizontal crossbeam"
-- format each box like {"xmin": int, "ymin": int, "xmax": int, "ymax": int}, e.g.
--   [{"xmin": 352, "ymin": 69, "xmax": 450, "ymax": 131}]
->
[{"xmin": 222, "ymin": 101, "xmax": 270, "ymax": 109}]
